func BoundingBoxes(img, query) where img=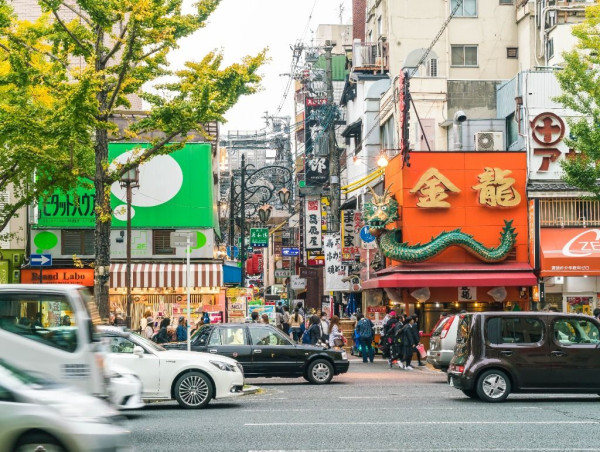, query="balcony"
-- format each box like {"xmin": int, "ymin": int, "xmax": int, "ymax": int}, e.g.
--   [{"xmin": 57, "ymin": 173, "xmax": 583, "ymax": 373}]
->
[
  {"xmin": 347, "ymin": 39, "xmax": 388, "ymax": 74},
  {"xmin": 540, "ymin": 198, "xmax": 600, "ymax": 228}
]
